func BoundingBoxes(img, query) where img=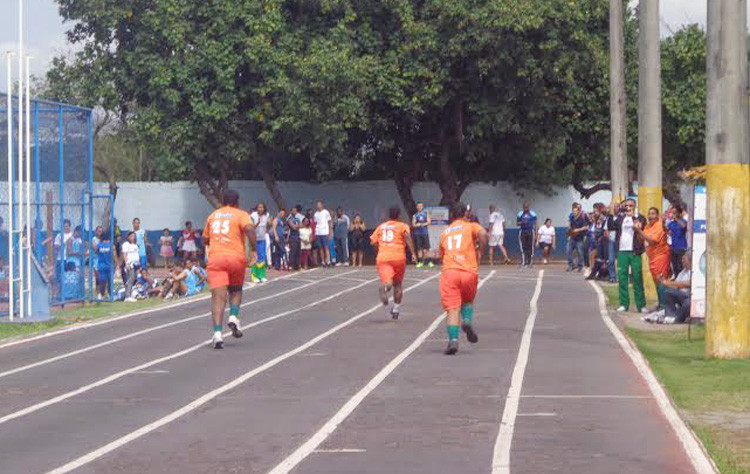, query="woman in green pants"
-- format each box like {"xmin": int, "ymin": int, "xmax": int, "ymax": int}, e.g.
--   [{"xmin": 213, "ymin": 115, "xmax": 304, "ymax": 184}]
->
[{"xmin": 611, "ymin": 200, "xmax": 648, "ymax": 313}]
